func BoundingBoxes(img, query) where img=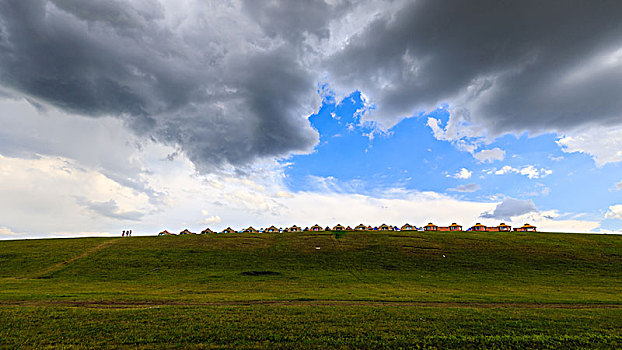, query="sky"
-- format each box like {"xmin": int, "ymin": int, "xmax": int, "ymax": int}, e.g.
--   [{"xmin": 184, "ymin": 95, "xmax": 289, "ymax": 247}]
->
[{"xmin": 1, "ymin": 0, "xmax": 622, "ymax": 239}]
